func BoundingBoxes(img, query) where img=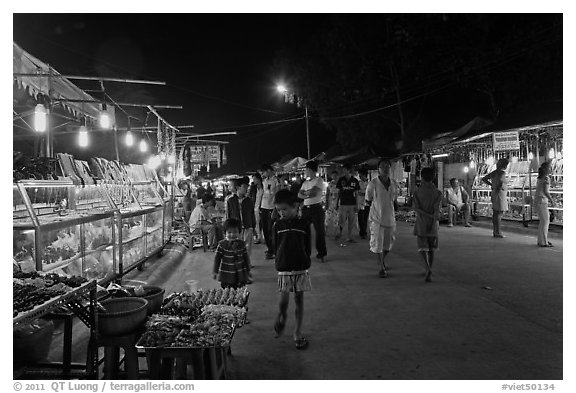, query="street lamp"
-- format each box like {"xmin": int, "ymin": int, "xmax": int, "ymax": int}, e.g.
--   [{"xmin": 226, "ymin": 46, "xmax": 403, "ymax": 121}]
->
[{"xmin": 277, "ymin": 84, "xmax": 310, "ymax": 159}]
